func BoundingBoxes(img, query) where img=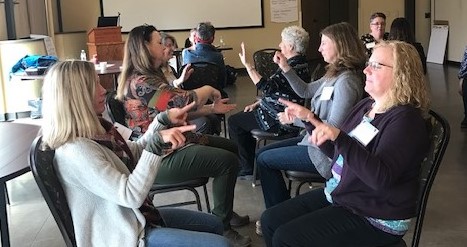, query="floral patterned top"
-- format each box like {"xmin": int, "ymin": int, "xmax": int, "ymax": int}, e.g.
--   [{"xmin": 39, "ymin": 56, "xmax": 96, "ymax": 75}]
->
[
  {"xmin": 124, "ymin": 73, "xmax": 197, "ymax": 137},
  {"xmin": 360, "ymin": 32, "xmax": 389, "ymax": 57}
]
